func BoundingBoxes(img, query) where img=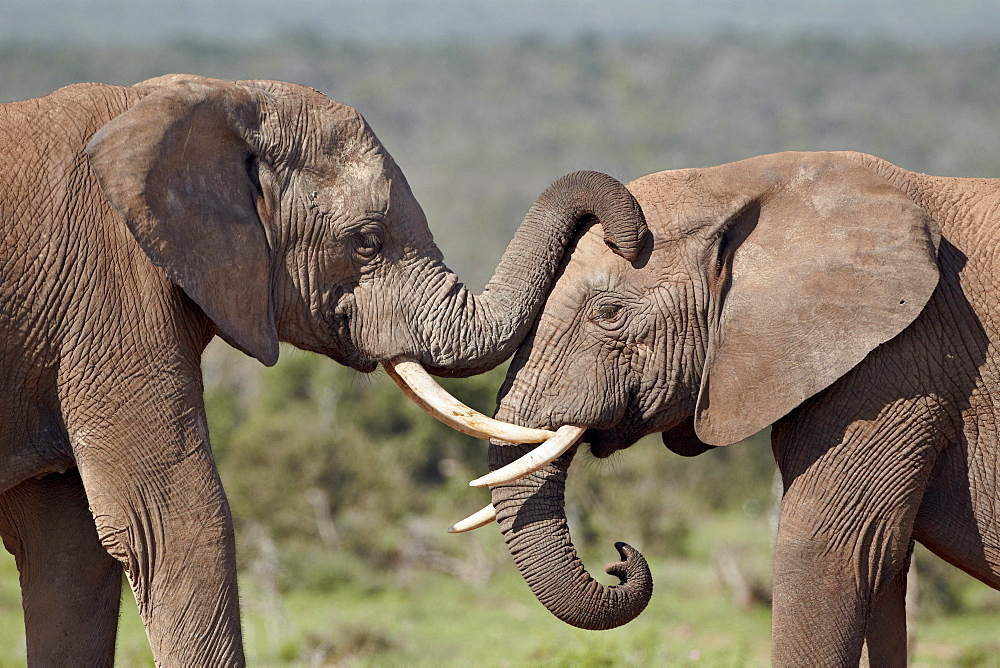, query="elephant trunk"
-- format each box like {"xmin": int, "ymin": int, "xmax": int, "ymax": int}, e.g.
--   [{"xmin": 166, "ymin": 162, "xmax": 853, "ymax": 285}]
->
[
  {"xmin": 487, "ymin": 438, "xmax": 653, "ymax": 630},
  {"xmin": 419, "ymin": 171, "xmax": 646, "ymax": 377}
]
